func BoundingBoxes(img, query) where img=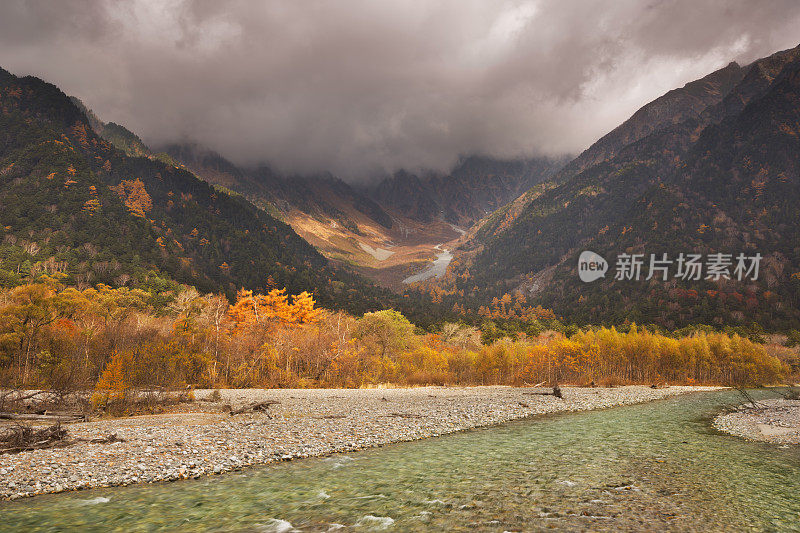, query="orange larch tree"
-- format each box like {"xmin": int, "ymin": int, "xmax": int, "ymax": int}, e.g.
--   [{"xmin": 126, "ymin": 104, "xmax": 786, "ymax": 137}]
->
[{"xmin": 111, "ymin": 178, "xmax": 153, "ymax": 218}]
